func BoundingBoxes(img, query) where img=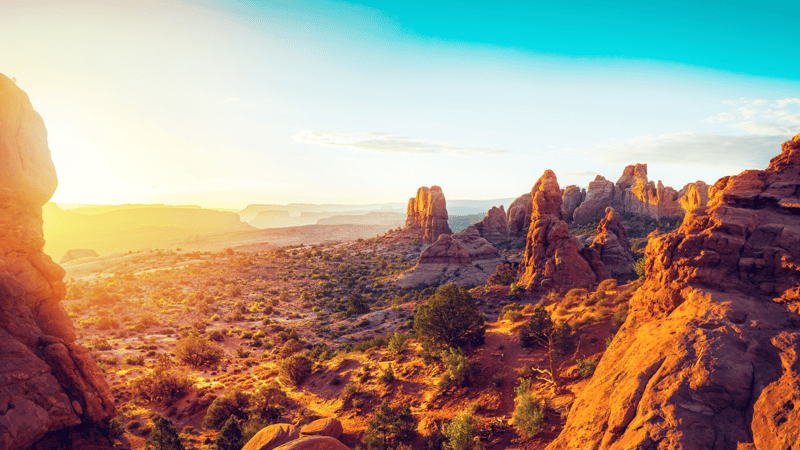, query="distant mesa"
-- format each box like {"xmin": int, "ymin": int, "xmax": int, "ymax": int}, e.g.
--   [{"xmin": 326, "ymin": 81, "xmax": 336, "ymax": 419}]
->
[
  {"xmin": 549, "ymin": 134, "xmax": 800, "ymax": 449},
  {"xmin": 405, "ymin": 185, "xmax": 453, "ymax": 243},
  {"xmin": 0, "ymin": 73, "xmax": 114, "ymax": 450},
  {"xmin": 58, "ymin": 249, "xmax": 99, "ymax": 264},
  {"xmin": 518, "ymin": 170, "xmax": 610, "ymax": 293}
]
